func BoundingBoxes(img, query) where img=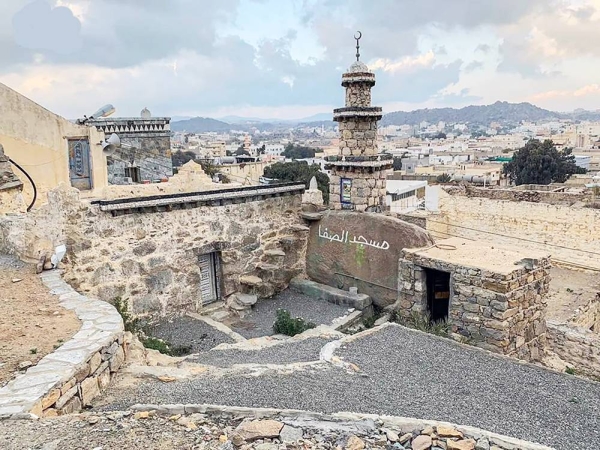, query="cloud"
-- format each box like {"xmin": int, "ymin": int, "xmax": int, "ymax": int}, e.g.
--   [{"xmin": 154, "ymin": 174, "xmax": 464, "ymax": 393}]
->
[
  {"xmin": 12, "ymin": 0, "xmax": 82, "ymax": 55},
  {"xmin": 464, "ymin": 61, "xmax": 483, "ymax": 73},
  {"xmin": 369, "ymin": 51, "xmax": 435, "ymax": 74}
]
